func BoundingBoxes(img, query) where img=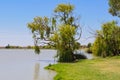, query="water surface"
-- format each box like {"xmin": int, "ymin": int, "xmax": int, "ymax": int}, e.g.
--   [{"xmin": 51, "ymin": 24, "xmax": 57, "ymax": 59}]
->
[{"xmin": 0, "ymin": 49, "xmax": 56, "ymax": 80}]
